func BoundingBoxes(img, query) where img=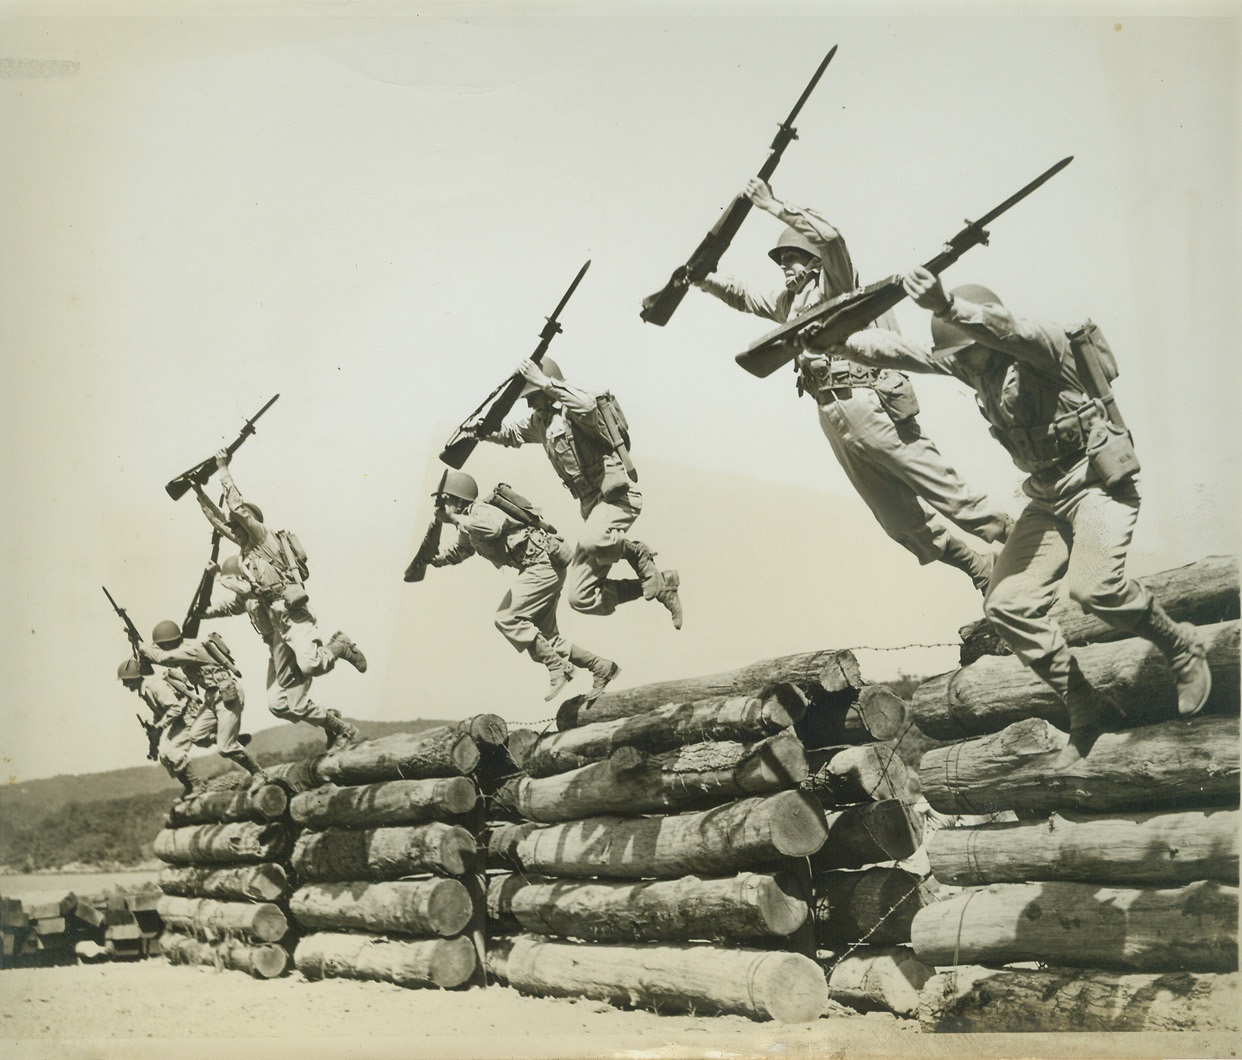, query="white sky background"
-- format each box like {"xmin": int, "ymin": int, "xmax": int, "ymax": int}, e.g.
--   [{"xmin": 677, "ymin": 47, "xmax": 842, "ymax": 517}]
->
[{"xmin": 1, "ymin": 6, "xmax": 1238, "ymax": 783}]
